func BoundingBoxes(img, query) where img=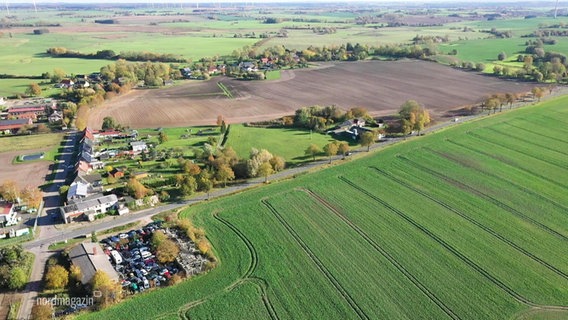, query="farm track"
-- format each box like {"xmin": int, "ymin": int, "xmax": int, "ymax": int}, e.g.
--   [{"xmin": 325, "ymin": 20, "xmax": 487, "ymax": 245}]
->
[
  {"xmin": 484, "ymin": 127, "xmax": 568, "ymax": 156},
  {"xmin": 466, "ymin": 131, "xmax": 567, "ymax": 172},
  {"xmin": 397, "ymin": 155, "xmax": 568, "ymax": 242},
  {"xmin": 337, "ymin": 176, "xmax": 568, "ymax": 310},
  {"xmin": 503, "ymin": 122, "xmax": 568, "ymax": 145},
  {"xmin": 445, "ymin": 139, "xmax": 568, "ymax": 190},
  {"xmin": 427, "ymin": 145, "xmax": 568, "ymax": 215},
  {"xmin": 368, "ymin": 166, "xmax": 568, "ymax": 281},
  {"xmin": 212, "ymin": 212, "xmax": 279, "ymax": 320},
  {"xmin": 260, "ymin": 199, "xmax": 370, "ymax": 320},
  {"xmin": 299, "ymin": 188, "xmax": 459, "ymax": 320}
]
